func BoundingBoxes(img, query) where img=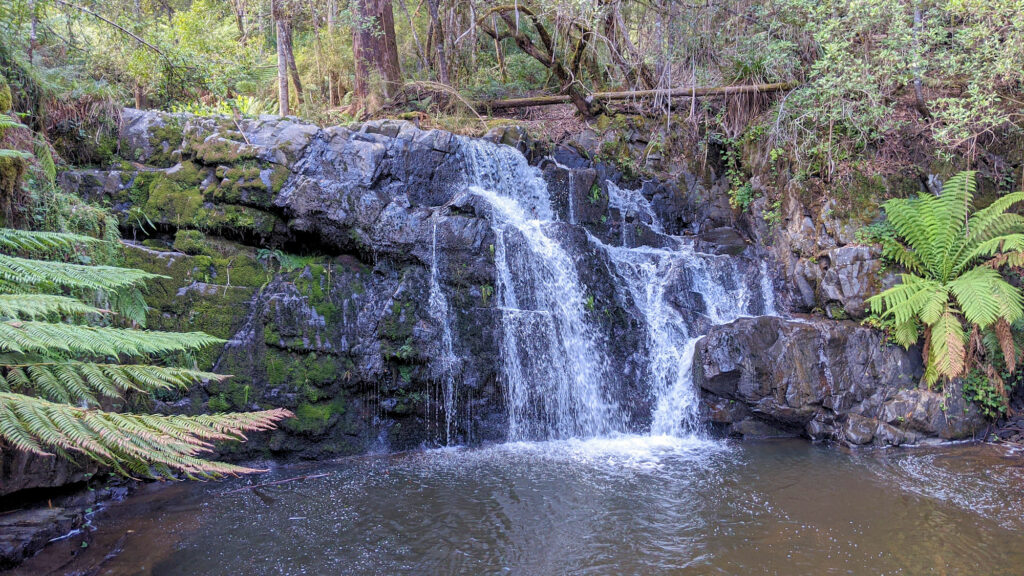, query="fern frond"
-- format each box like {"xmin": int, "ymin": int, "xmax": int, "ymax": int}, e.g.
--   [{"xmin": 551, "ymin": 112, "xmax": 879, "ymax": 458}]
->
[
  {"xmin": 1, "ymin": 361, "xmax": 228, "ymax": 405},
  {"xmin": 928, "ymin": 309, "xmax": 967, "ymax": 384},
  {"xmin": 0, "ymin": 393, "xmax": 292, "ymax": 479},
  {"xmin": 0, "ymin": 253, "xmax": 163, "ymax": 293},
  {"xmin": 0, "ymin": 228, "xmax": 106, "ymax": 255},
  {"xmin": 0, "ymin": 294, "xmax": 107, "ymax": 319},
  {"xmin": 0, "ymin": 321, "xmax": 224, "ymax": 357},
  {"xmin": 0, "ymin": 149, "xmax": 32, "ymax": 160}
]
